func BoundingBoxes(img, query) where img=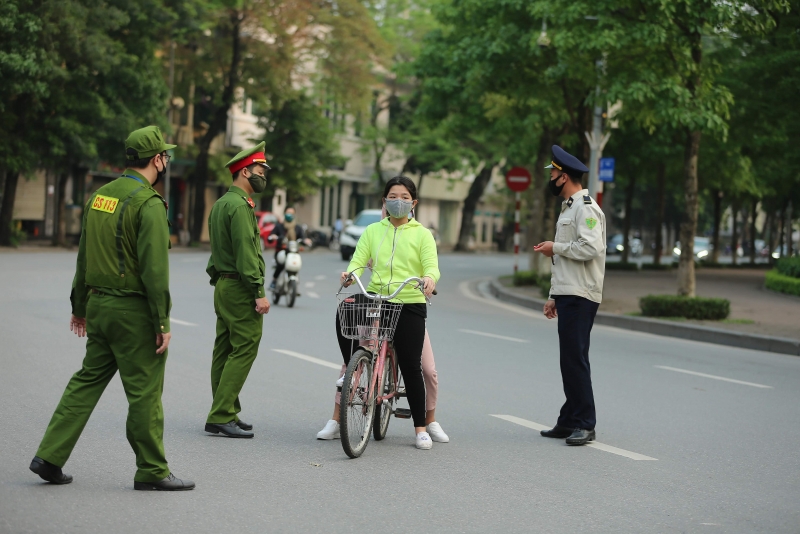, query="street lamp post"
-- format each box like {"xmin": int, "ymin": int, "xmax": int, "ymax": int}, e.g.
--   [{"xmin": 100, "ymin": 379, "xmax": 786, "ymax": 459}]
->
[{"xmin": 585, "ymin": 57, "xmax": 610, "ymax": 208}]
